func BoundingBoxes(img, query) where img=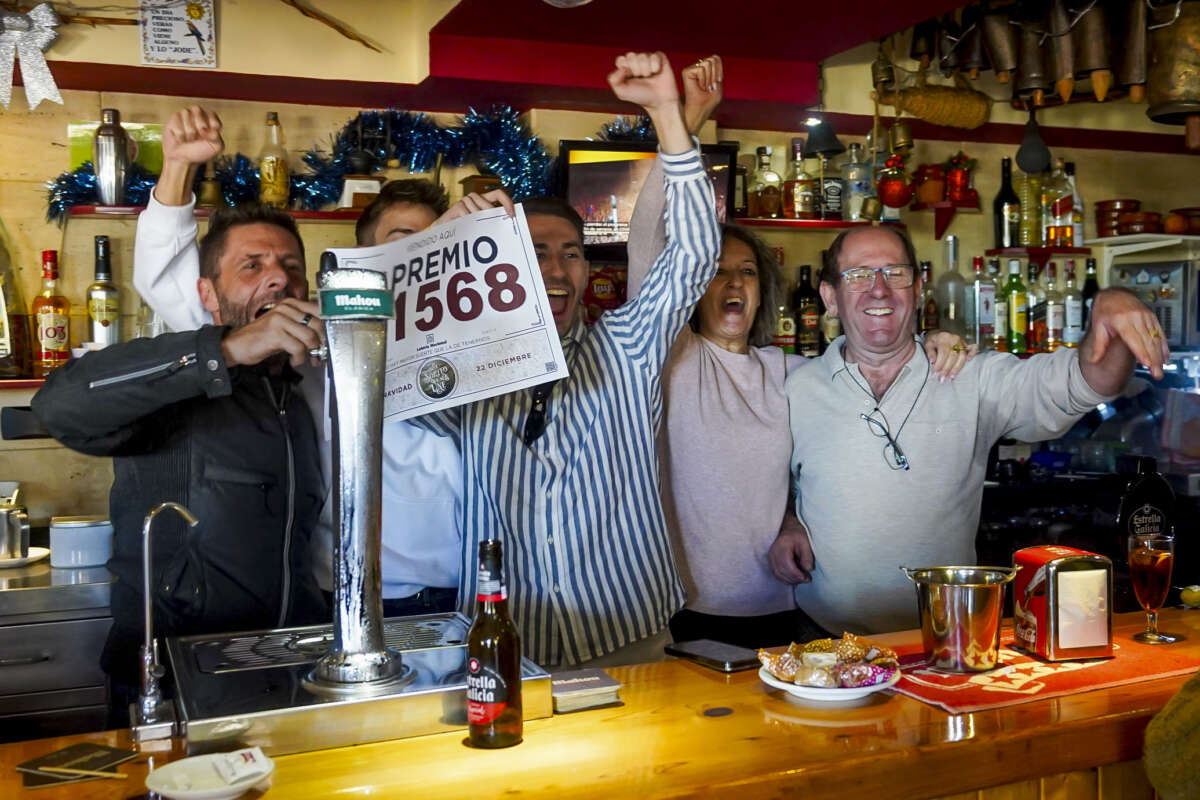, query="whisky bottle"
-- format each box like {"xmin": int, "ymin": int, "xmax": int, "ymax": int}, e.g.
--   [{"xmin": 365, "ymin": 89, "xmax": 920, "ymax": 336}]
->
[
  {"xmin": 258, "ymin": 111, "xmax": 290, "ymax": 209},
  {"xmin": 748, "ymin": 146, "xmax": 782, "ymax": 219},
  {"xmin": 86, "ymin": 235, "xmax": 121, "ymax": 348},
  {"xmin": 781, "ymin": 138, "xmax": 816, "ymax": 220},
  {"xmin": 32, "ymin": 250, "xmax": 70, "ymax": 377},
  {"xmin": 792, "ymin": 265, "xmax": 820, "ymax": 357}
]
